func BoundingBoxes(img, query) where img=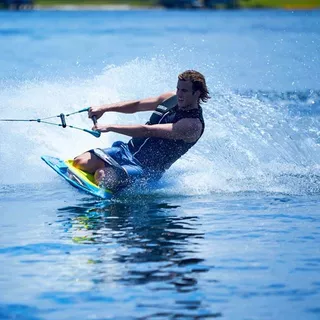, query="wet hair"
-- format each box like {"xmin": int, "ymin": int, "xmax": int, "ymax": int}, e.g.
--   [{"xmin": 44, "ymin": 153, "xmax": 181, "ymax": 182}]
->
[{"xmin": 178, "ymin": 70, "xmax": 211, "ymax": 104}]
